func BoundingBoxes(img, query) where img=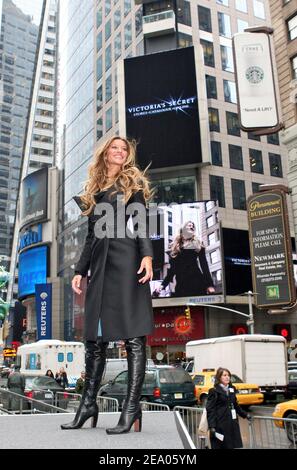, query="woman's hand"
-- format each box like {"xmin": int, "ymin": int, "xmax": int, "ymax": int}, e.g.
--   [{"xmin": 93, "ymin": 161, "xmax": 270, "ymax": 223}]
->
[
  {"xmin": 207, "ymin": 286, "xmax": 215, "ymax": 294},
  {"xmin": 137, "ymin": 256, "xmax": 153, "ymax": 284},
  {"xmin": 72, "ymin": 274, "xmax": 83, "ymax": 294}
]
